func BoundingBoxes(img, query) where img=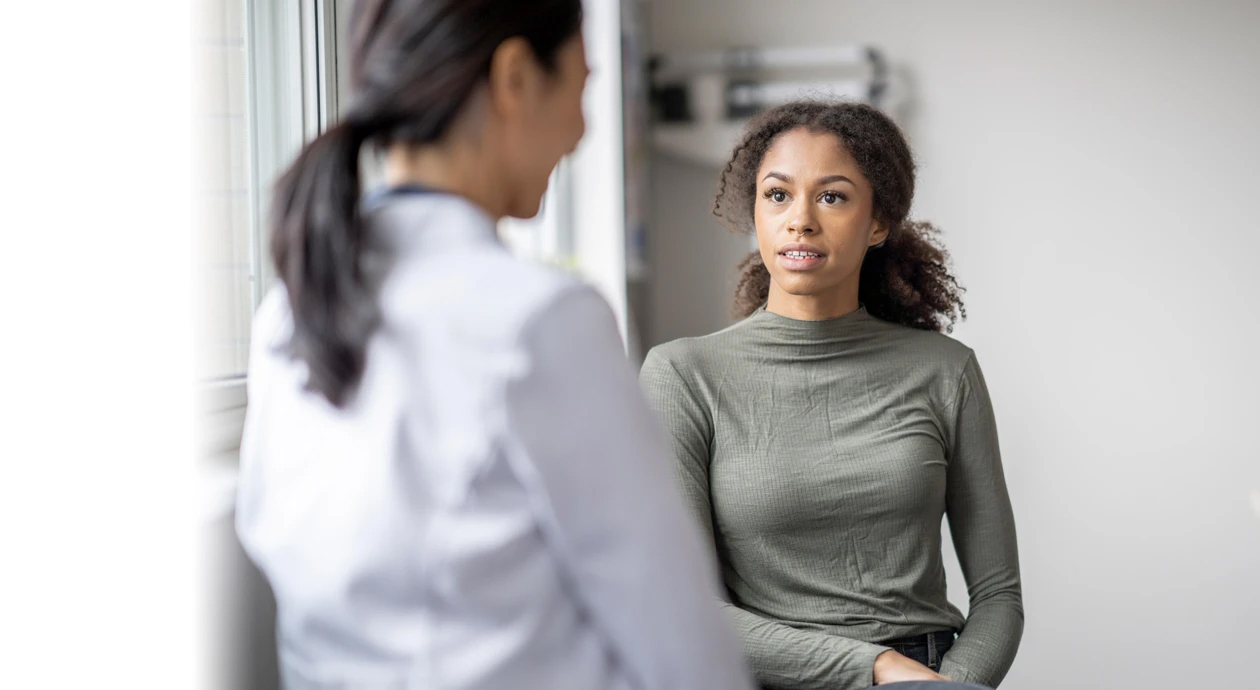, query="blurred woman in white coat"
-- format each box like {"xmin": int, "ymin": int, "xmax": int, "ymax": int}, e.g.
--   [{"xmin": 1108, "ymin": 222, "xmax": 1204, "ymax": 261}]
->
[{"xmin": 234, "ymin": 1, "xmax": 754, "ymax": 688}]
